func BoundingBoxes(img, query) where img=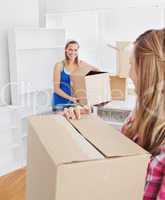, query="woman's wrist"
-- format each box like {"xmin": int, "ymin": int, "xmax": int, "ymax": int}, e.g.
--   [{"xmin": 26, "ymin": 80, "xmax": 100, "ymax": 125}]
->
[{"xmin": 68, "ymin": 96, "xmax": 75, "ymax": 102}]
